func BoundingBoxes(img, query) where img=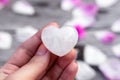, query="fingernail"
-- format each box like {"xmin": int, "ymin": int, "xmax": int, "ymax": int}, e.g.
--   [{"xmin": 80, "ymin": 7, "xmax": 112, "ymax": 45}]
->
[{"xmin": 37, "ymin": 49, "xmax": 48, "ymax": 56}]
